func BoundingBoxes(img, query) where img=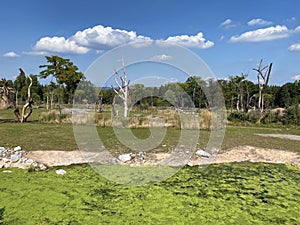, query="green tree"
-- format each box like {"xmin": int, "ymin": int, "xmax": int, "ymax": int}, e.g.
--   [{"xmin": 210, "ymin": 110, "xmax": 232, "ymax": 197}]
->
[
  {"xmin": 185, "ymin": 76, "xmax": 207, "ymax": 108},
  {"xmin": 39, "ymin": 56, "xmax": 84, "ymax": 105}
]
